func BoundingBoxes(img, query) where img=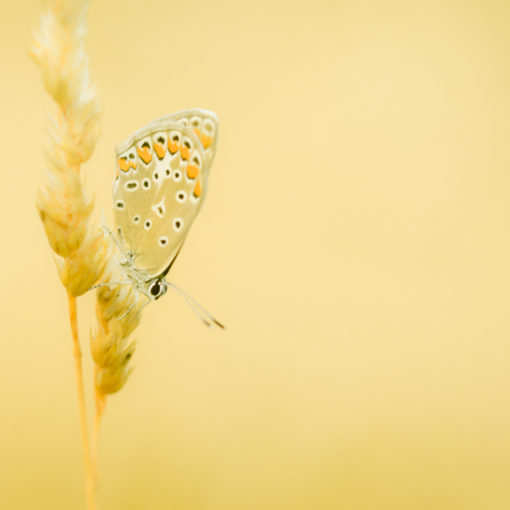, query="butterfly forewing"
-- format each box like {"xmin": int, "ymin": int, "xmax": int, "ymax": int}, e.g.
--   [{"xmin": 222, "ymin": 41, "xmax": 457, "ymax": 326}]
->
[{"xmin": 113, "ymin": 111, "xmax": 217, "ymax": 277}]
